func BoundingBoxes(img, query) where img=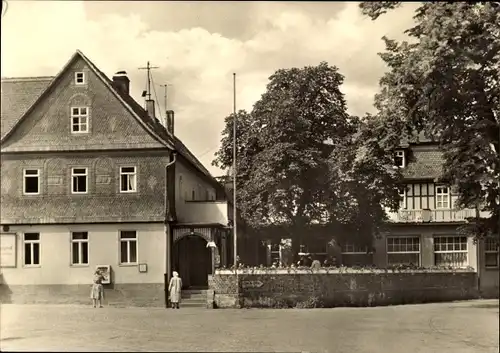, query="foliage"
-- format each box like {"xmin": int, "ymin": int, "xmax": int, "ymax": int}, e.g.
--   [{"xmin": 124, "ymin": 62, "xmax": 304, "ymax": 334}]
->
[
  {"xmin": 213, "ymin": 62, "xmax": 401, "ymax": 249},
  {"xmin": 359, "ymin": 2, "xmax": 500, "ymax": 239}
]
